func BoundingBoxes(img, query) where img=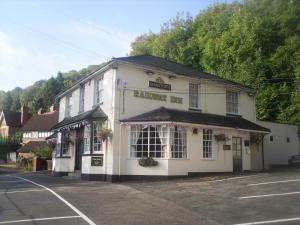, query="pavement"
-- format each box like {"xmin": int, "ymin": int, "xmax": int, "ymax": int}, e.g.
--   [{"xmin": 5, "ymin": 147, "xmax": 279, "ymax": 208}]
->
[{"xmin": 0, "ymin": 168, "xmax": 300, "ymax": 225}]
